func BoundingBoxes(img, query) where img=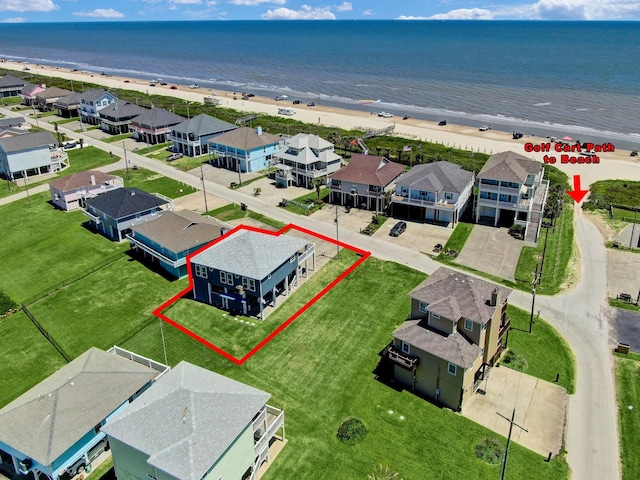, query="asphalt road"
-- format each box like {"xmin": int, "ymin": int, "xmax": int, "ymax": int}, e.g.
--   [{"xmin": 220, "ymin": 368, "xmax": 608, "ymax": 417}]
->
[{"xmin": 5, "ymin": 109, "xmax": 624, "ymax": 480}]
